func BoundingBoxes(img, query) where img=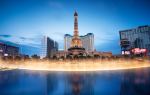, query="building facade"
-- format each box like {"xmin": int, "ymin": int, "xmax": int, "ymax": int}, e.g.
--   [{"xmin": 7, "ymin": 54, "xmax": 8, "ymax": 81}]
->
[
  {"xmin": 64, "ymin": 34, "xmax": 72, "ymax": 51},
  {"xmin": 0, "ymin": 42, "xmax": 19, "ymax": 57},
  {"xmin": 41, "ymin": 36, "xmax": 58, "ymax": 58},
  {"xmin": 67, "ymin": 11, "xmax": 86, "ymax": 56},
  {"xmin": 64, "ymin": 33, "xmax": 94, "ymax": 52},
  {"xmin": 56, "ymin": 11, "xmax": 111, "ymax": 59},
  {"xmin": 119, "ymin": 25, "xmax": 150, "ymax": 55},
  {"xmin": 80, "ymin": 33, "xmax": 94, "ymax": 52}
]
